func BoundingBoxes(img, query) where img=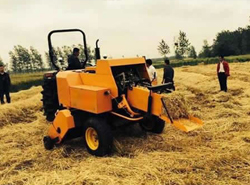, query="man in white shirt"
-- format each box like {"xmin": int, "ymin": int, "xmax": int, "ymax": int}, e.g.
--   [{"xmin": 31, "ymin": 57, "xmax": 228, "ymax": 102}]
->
[{"xmin": 146, "ymin": 59, "xmax": 157, "ymax": 85}]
